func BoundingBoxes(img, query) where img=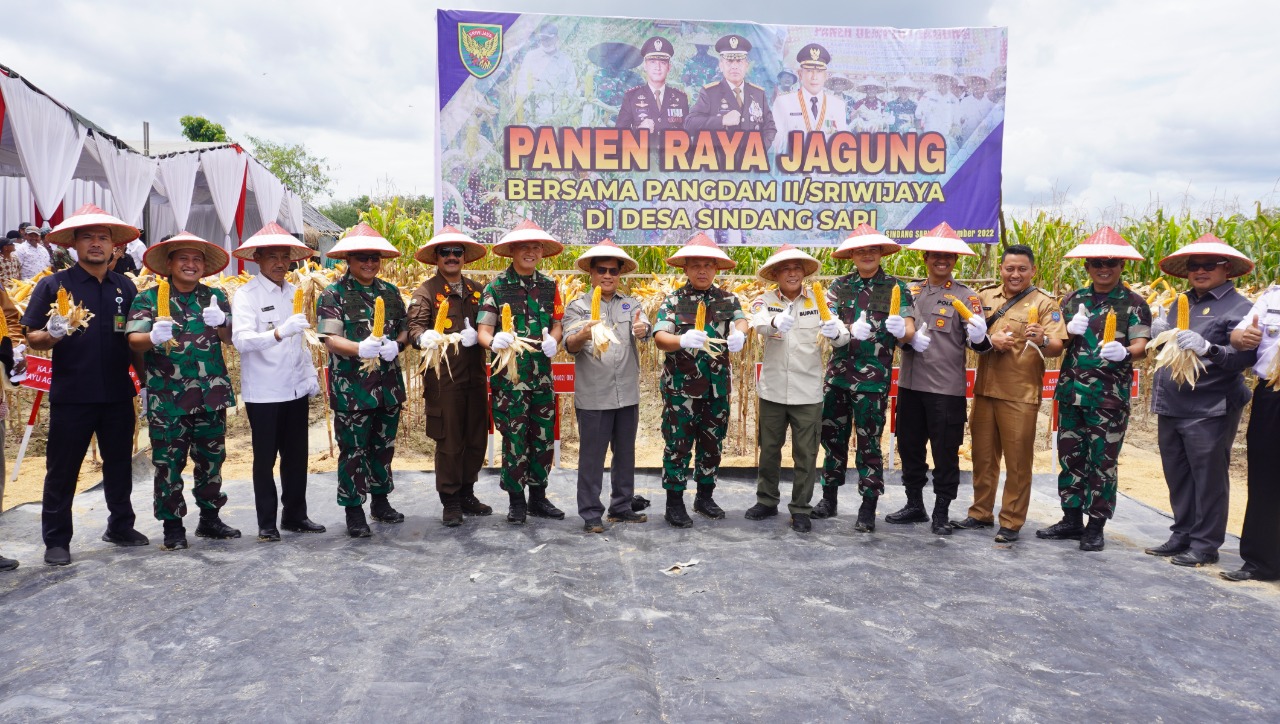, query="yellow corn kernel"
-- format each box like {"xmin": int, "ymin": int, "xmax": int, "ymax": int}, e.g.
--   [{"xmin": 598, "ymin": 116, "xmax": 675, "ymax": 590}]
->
[
  {"xmin": 951, "ymin": 298, "xmax": 974, "ymax": 321},
  {"xmin": 695, "ymin": 301, "xmax": 706, "ymax": 331},
  {"xmin": 501, "ymin": 303, "xmax": 514, "ymax": 334},
  {"xmin": 293, "ymin": 288, "xmax": 305, "ymax": 315},
  {"xmin": 1176, "ymin": 293, "xmax": 1189, "ymax": 330},
  {"xmin": 156, "ymin": 280, "xmax": 170, "ymax": 318},
  {"xmin": 1102, "ymin": 310, "xmax": 1116, "ymax": 344},
  {"xmin": 57, "ymin": 286, "xmax": 71, "ymax": 317},
  {"xmin": 889, "ymin": 284, "xmax": 901, "ymax": 316},
  {"xmin": 0, "ymin": 311, "xmax": 8, "ymax": 339},
  {"xmin": 434, "ymin": 298, "xmax": 450, "ymax": 334},
  {"xmin": 1027, "ymin": 305, "xmax": 1039, "ymax": 325},
  {"xmin": 372, "ymin": 296, "xmax": 385, "ymax": 338},
  {"xmin": 590, "ymin": 286, "xmax": 602, "ymax": 321},
  {"xmin": 813, "ymin": 282, "xmax": 832, "ymax": 322}
]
